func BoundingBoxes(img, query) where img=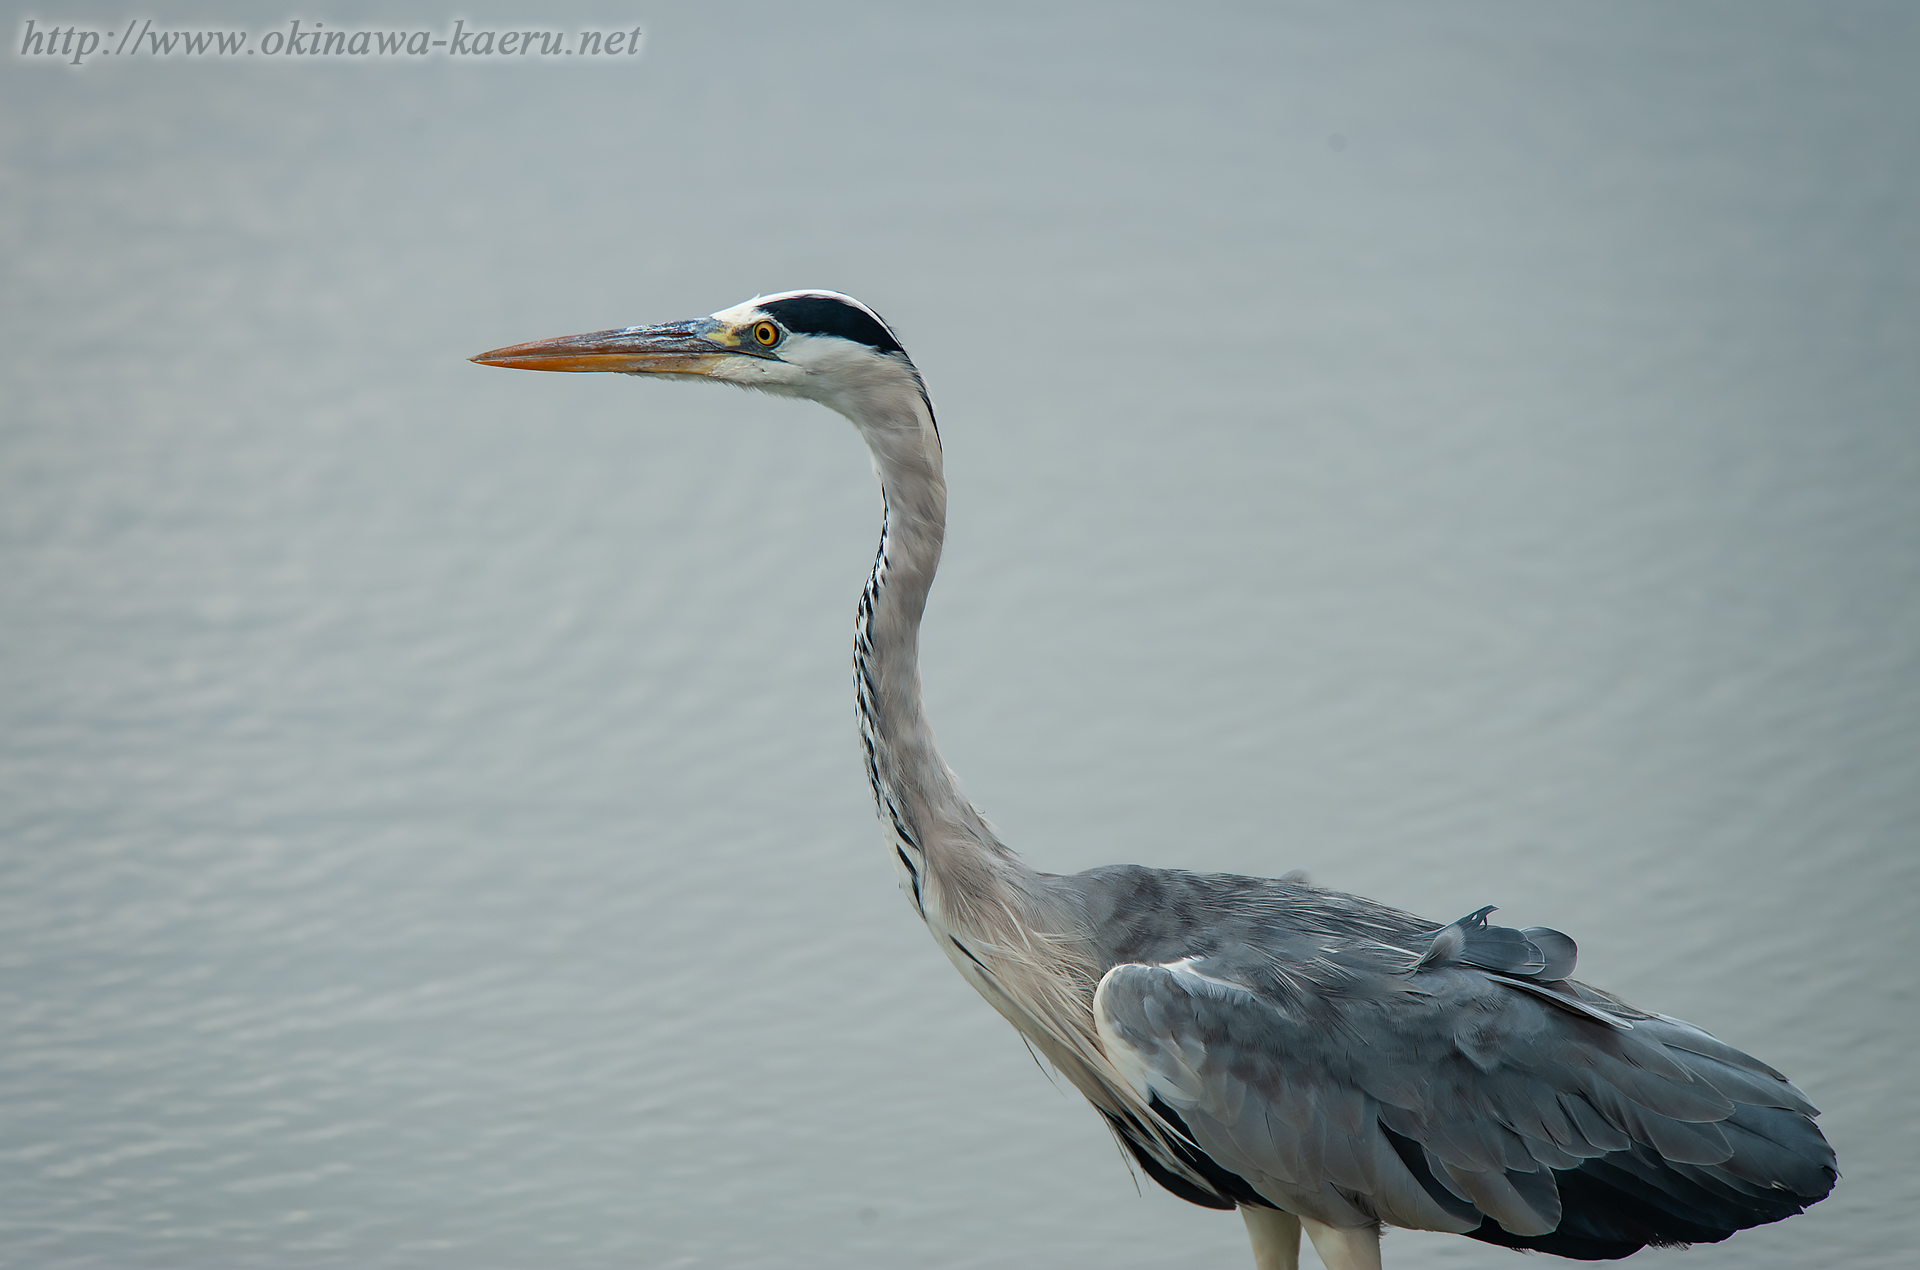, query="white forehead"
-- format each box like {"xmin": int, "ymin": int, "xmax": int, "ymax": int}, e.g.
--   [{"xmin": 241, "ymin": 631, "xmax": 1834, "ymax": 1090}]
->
[{"xmin": 708, "ymin": 298, "xmax": 768, "ymax": 325}]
